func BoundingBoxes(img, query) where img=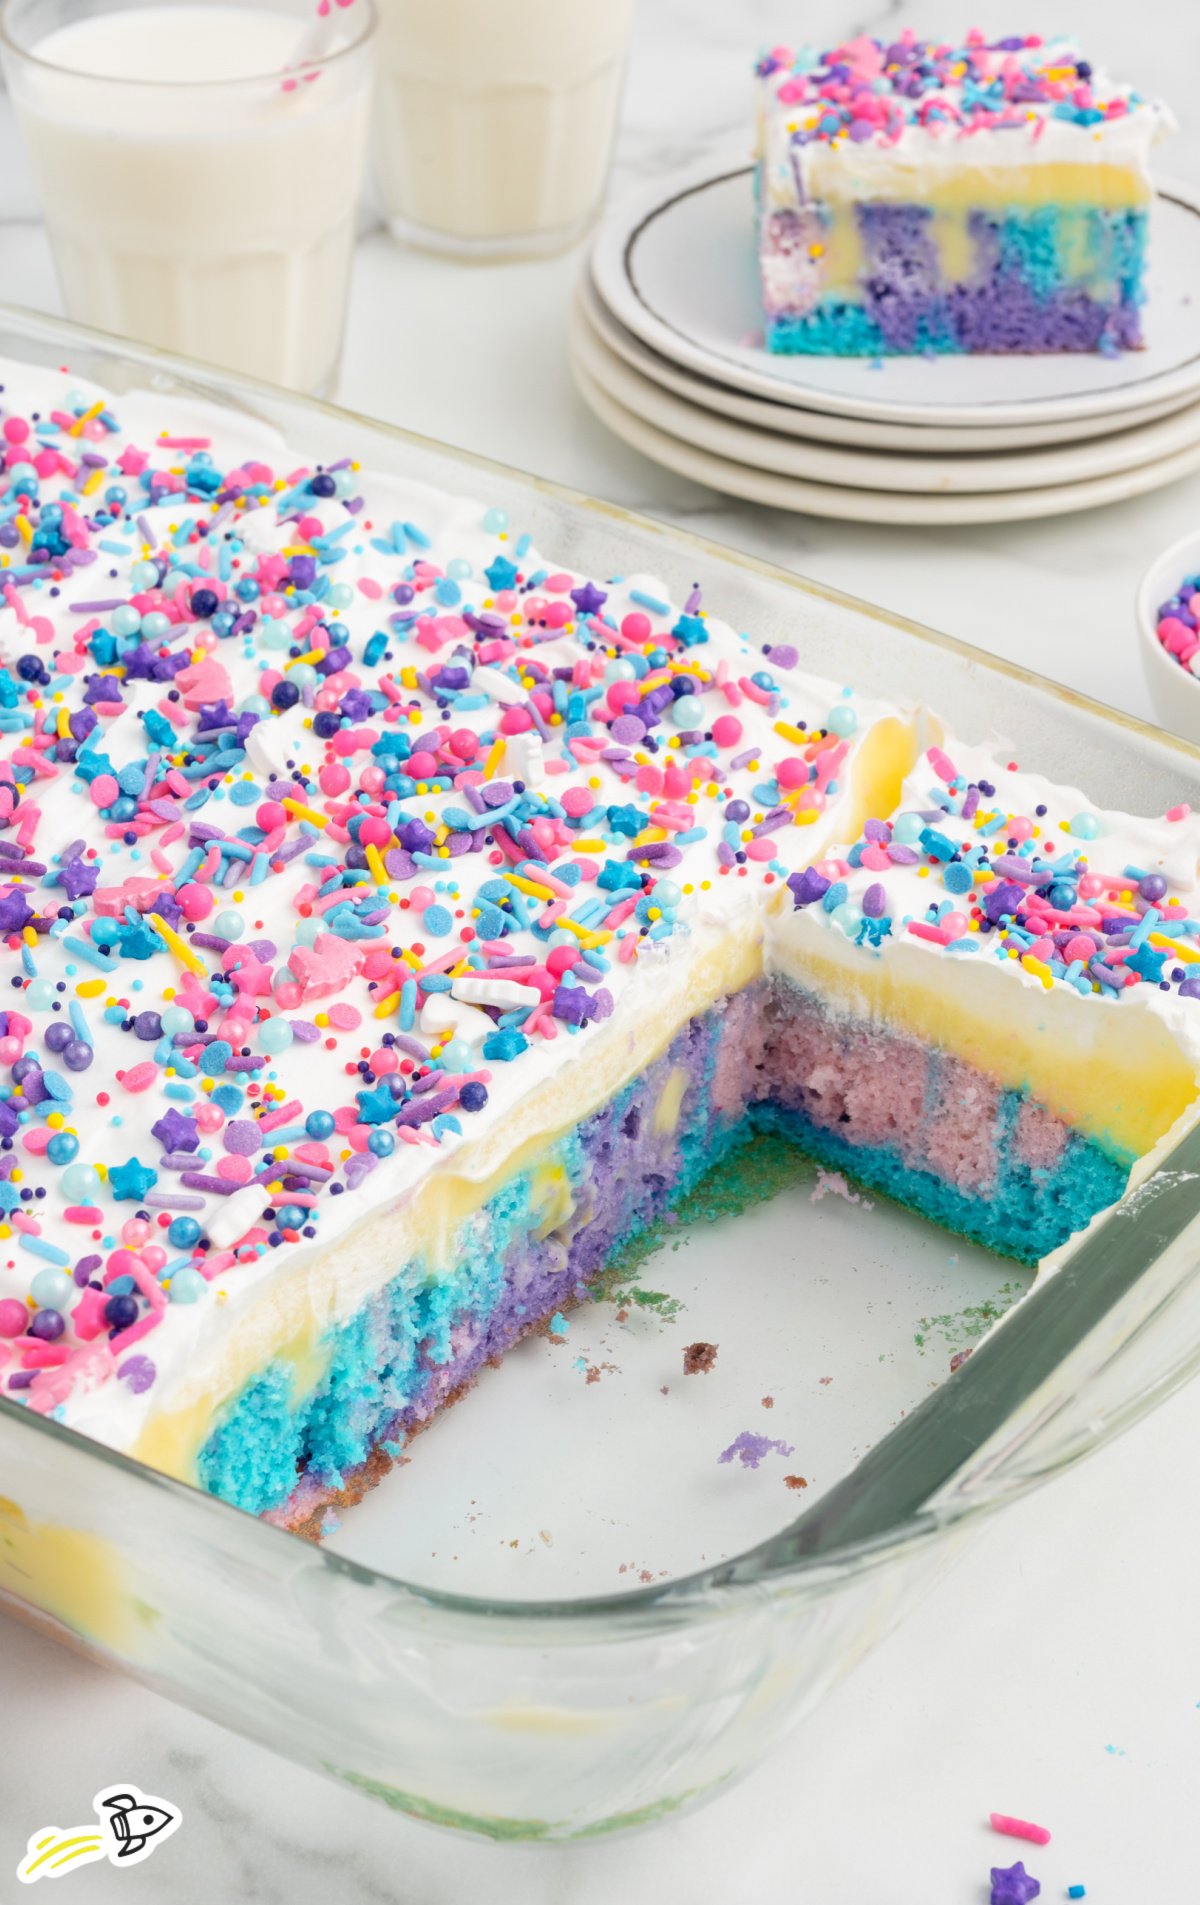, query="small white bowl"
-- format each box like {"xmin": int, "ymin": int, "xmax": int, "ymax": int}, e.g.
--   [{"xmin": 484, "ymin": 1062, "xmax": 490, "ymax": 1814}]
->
[{"xmin": 1137, "ymin": 528, "xmax": 1200, "ymax": 745}]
